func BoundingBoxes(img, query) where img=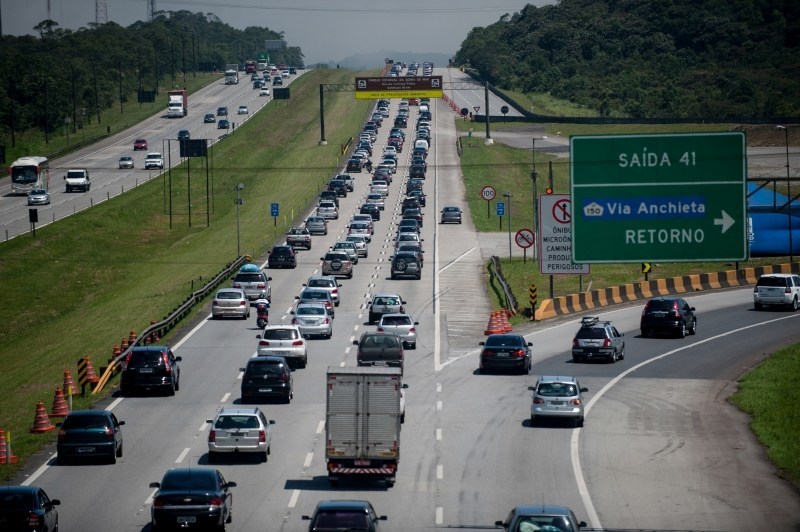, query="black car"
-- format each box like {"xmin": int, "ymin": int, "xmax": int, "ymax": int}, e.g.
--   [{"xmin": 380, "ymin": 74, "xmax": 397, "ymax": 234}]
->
[
  {"xmin": 120, "ymin": 345, "xmax": 181, "ymax": 395},
  {"xmin": 302, "ymin": 500, "xmax": 387, "ymax": 532},
  {"xmin": 390, "ymin": 252, "xmax": 422, "ymax": 280},
  {"xmin": 253, "ymin": 79, "xmax": 264, "ymax": 89},
  {"xmin": 203, "ymin": 113, "xmax": 216, "ymax": 123},
  {"xmin": 572, "ymin": 316, "xmax": 626, "ymax": 362},
  {"xmin": 0, "ymin": 486, "xmax": 60, "ymax": 532},
  {"xmin": 57, "ymin": 409, "xmax": 124, "ymax": 464},
  {"xmin": 268, "ymin": 245, "xmax": 297, "ymax": 269},
  {"xmin": 479, "ymin": 334, "xmax": 533, "ymax": 374},
  {"xmin": 640, "ymin": 297, "xmax": 697, "ymax": 337},
  {"xmin": 150, "ymin": 468, "xmax": 236, "ymax": 531},
  {"xmin": 177, "ymin": 129, "xmax": 190, "ymax": 141},
  {"xmin": 412, "ymin": 146, "xmax": 427, "ymax": 160},
  {"xmin": 407, "ymin": 190, "xmax": 427, "ymax": 207},
  {"xmin": 216, "ymin": 106, "xmax": 228, "ymax": 116},
  {"xmin": 328, "ymin": 179, "xmax": 348, "ymax": 197},
  {"xmin": 319, "ymin": 190, "xmax": 340, "ymax": 207},
  {"xmin": 346, "ymin": 158, "xmax": 363, "ymax": 172},
  {"xmin": 411, "ymin": 155, "xmax": 427, "ymax": 170},
  {"xmin": 394, "ymin": 116, "xmax": 407, "ymax": 128},
  {"xmin": 218, "ymin": 119, "xmax": 230, "ymax": 129},
  {"xmin": 409, "ymin": 164, "xmax": 426, "ymax": 179},
  {"xmin": 402, "ymin": 208, "xmax": 423, "ymax": 227},
  {"xmin": 240, "ymin": 356, "xmax": 293, "ymax": 403},
  {"xmin": 360, "ymin": 203, "xmax": 381, "ymax": 221},
  {"xmin": 402, "ymin": 197, "xmax": 421, "ymax": 211},
  {"xmin": 357, "ymin": 142, "xmax": 373, "ymax": 156},
  {"xmin": 406, "ymin": 179, "xmax": 425, "ymax": 194}
]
